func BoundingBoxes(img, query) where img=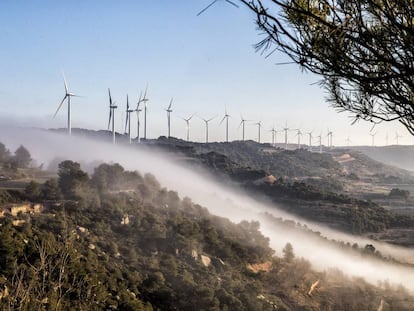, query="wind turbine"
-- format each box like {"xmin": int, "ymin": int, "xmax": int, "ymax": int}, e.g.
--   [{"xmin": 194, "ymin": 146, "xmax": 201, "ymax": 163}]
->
[
  {"xmin": 142, "ymin": 86, "xmax": 149, "ymax": 140},
  {"xmin": 270, "ymin": 127, "xmax": 277, "ymax": 147},
  {"xmin": 395, "ymin": 132, "xmax": 403, "ymax": 145},
  {"xmin": 54, "ymin": 72, "xmax": 79, "ymax": 136},
  {"xmin": 239, "ymin": 115, "xmax": 250, "ymax": 141},
  {"xmin": 220, "ymin": 107, "xmax": 230, "ymax": 142},
  {"xmin": 255, "ymin": 121, "xmax": 262, "ymax": 143},
  {"xmin": 317, "ymin": 133, "xmax": 323, "ymax": 153},
  {"xmin": 370, "ymin": 132, "xmax": 377, "ymax": 147},
  {"xmin": 295, "ymin": 129, "xmax": 303, "ymax": 149},
  {"xmin": 182, "ymin": 114, "xmax": 195, "ymax": 142},
  {"xmin": 306, "ymin": 131, "xmax": 313, "ymax": 151},
  {"xmin": 345, "ymin": 136, "xmax": 352, "ymax": 147},
  {"xmin": 283, "ymin": 122, "xmax": 289, "ymax": 150},
  {"xmin": 196, "ymin": 0, "xmax": 239, "ymax": 16},
  {"xmin": 201, "ymin": 116, "xmax": 216, "ymax": 143},
  {"xmin": 135, "ymin": 92, "xmax": 145, "ymax": 143},
  {"xmin": 124, "ymin": 95, "xmax": 134, "ymax": 144},
  {"xmin": 165, "ymin": 97, "xmax": 173, "ymax": 138},
  {"xmin": 327, "ymin": 129, "xmax": 333, "ymax": 149},
  {"xmin": 107, "ymin": 88, "xmax": 118, "ymax": 144}
]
